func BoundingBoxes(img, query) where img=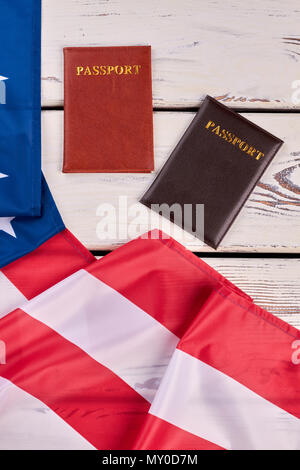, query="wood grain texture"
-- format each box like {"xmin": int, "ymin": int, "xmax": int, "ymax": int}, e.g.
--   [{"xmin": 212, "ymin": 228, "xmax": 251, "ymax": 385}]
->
[
  {"xmin": 204, "ymin": 258, "xmax": 300, "ymax": 329},
  {"xmin": 42, "ymin": 110, "xmax": 300, "ymax": 252},
  {"xmin": 41, "ymin": 0, "xmax": 300, "ymax": 109}
]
